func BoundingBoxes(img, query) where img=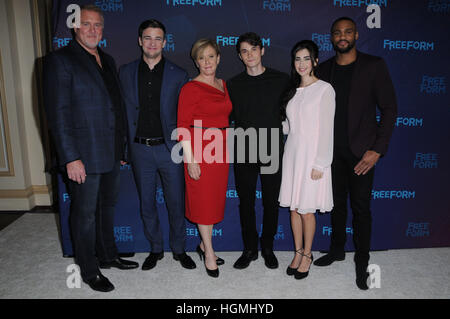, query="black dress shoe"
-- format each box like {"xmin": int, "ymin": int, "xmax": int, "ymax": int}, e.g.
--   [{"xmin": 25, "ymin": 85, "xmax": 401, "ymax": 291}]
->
[
  {"xmin": 313, "ymin": 252, "xmax": 345, "ymax": 267},
  {"xmin": 84, "ymin": 274, "xmax": 114, "ymax": 292},
  {"xmin": 99, "ymin": 257, "xmax": 139, "ymax": 270},
  {"xmin": 261, "ymin": 249, "xmax": 279, "ymax": 269},
  {"xmin": 233, "ymin": 250, "xmax": 258, "ymax": 269},
  {"xmin": 142, "ymin": 252, "xmax": 164, "ymax": 270},
  {"xmin": 173, "ymin": 252, "xmax": 196, "ymax": 269},
  {"xmin": 356, "ymin": 264, "xmax": 370, "ymax": 290},
  {"xmin": 196, "ymin": 245, "xmax": 225, "ymax": 266}
]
